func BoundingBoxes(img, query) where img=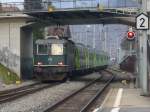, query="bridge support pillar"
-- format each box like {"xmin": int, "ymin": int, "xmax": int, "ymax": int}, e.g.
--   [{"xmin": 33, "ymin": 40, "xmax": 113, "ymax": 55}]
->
[
  {"xmin": 21, "ymin": 27, "xmax": 33, "ymax": 79},
  {"xmin": 0, "ymin": 15, "xmax": 33, "ymax": 79}
]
